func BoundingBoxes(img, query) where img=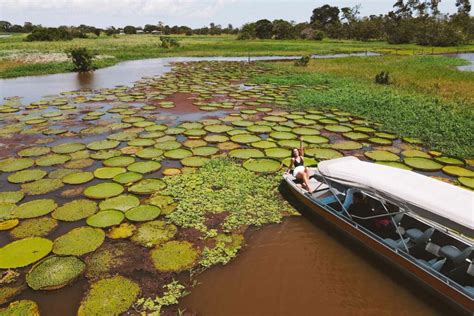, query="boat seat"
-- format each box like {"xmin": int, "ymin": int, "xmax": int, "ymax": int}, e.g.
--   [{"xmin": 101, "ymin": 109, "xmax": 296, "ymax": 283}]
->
[
  {"xmin": 383, "ymin": 238, "xmax": 409, "ymax": 250},
  {"xmin": 439, "ymin": 245, "xmax": 473, "ymax": 265},
  {"xmin": 318, "ymin": 195, "xmax": 338, "ymax": 206},
  {"xmin": 405, "ymin": 227, "xmax": 435, "ymax": 245},
  {"xmin": 417, "ymin": 257, "xmax": 447, "ymax": 272}
]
